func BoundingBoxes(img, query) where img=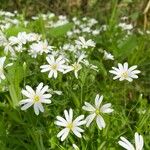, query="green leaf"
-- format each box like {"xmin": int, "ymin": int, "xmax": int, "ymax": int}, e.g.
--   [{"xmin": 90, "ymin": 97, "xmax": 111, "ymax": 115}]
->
[
  {"xmin": 6, "ymin": 62, "xmax": 24, "ymax": 107},
  {"xmin": 4, "ymin": 26, "xmax": 30, "ymax": 37},
  {"xmin": 47, "ymin": 23, "xmax": 73, "ymax": 37},
  {"xmin": 117, "ymin": 35, "xmax": 137, "ymax": 58}
]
